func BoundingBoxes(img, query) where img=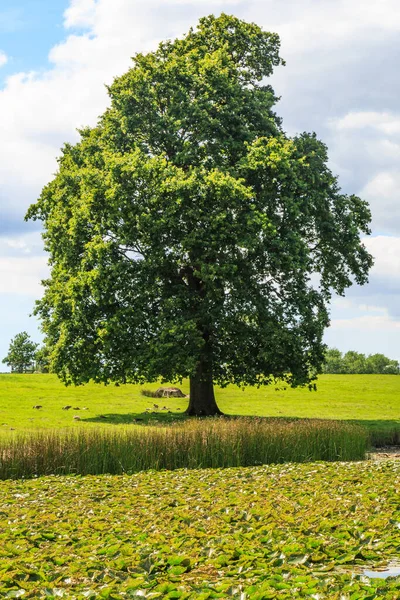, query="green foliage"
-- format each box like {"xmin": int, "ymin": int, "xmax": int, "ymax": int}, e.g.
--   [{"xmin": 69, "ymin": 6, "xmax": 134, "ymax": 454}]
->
[
  {"xmin": 2, "ymin": 332, "xmax": 38, "ymax": 373},
  {"xmin": 26, "ymin": 14, "xmax": 372, "ymax": 414},
  {"xmin": 0, "ymin": 419, "xmax": 367, "ymax": 479},
  {"xmin": 323, "ymin": 348, "xmax": 400, "ymax": 374},
  {"xmin": 34, "ymin": 345, "xmax": 51, "ymax": 373},
  {"xmin": 1, "ymin": 462, "xmax": 400, "ymax": 597},
  {"xmin": 365, "ymin": 353, "xmax": 400, "ymax": 374}
]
